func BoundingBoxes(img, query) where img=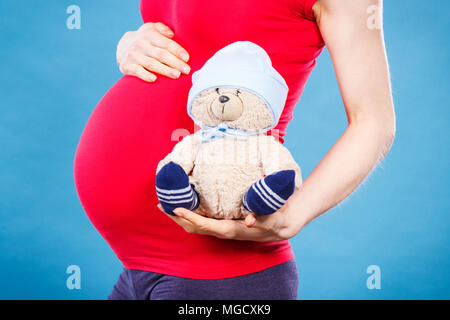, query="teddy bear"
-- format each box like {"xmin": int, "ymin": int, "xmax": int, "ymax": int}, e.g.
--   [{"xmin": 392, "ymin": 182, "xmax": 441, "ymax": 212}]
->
[{"xmin": 155, "ymin": 41, "xmax": 302, "ymax": 220}]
